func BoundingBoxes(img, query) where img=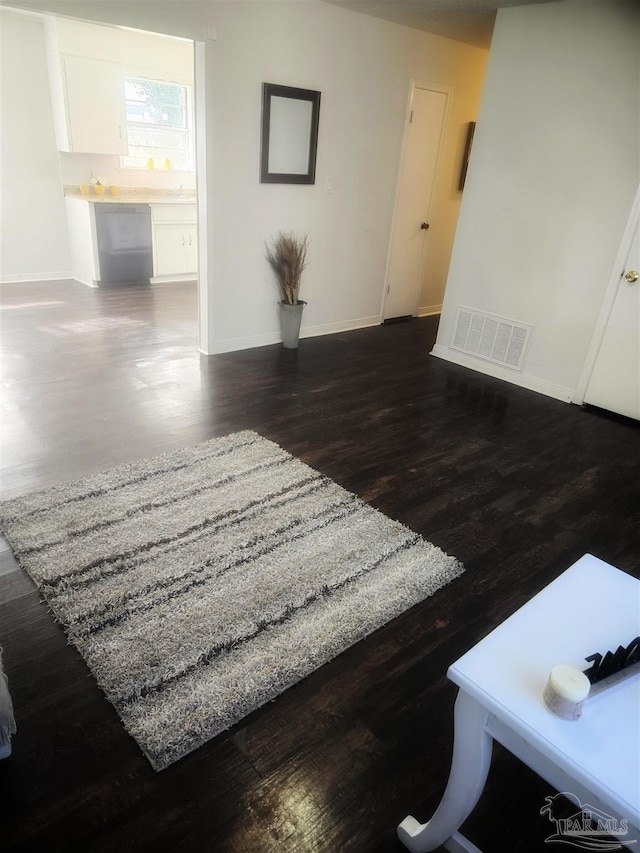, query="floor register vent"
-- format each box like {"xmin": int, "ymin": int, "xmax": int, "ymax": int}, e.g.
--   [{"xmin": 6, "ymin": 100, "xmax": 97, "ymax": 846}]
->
[{"xmin": 452, "ymin": 307, "xmax": 532, "ymax": 372}]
